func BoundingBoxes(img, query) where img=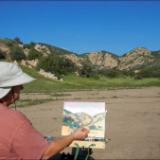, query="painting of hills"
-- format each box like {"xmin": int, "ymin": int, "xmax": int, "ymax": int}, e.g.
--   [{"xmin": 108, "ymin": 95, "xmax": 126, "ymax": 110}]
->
[{"xmin": 61, "ymin": 101, "xmax": 106, "ymax": 149}]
